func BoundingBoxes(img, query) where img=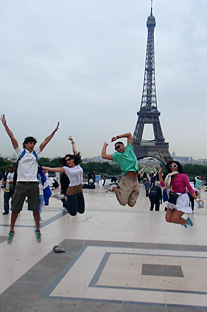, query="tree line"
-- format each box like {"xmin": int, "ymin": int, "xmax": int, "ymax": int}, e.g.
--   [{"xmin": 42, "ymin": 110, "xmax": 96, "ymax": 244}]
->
[
  {"xmin": 1, "ymin": 156, "xmax": 207, "ymax": 179},
  {"xmin": 0, "ymin": 157, "xmax": 122, "ymax": 178}
]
